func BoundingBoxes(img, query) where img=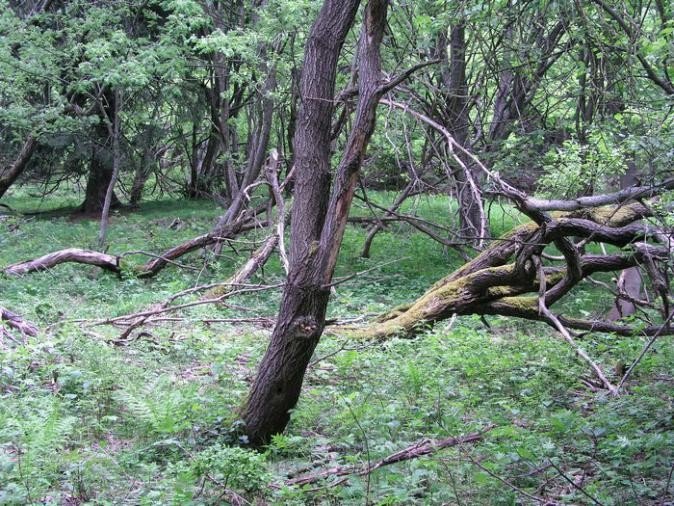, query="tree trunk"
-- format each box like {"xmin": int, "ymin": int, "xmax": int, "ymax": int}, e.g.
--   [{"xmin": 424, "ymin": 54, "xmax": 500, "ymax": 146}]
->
[
  {"xmin": 82, "ymin": 95, "xmax": 121, "ymax": 214},
  {"xmin": 442, "ymin": 22, "xmax": 486, "ymax": 242},
  {"xmin": 98, "ymin": 90, "xmax": 122, "ymax": 248},
  {"xmin": 243, "ymin": 0, "xmax": 390, "ymax": 446},
  {"xmin": 129, "ymin": 148, "xmax": 156, "ymax": 208},
  {"xmin": 0, "ymin": 136, "xmax": 37, "ymax": 200},
  {"xmin": 82, "ymin": 156, "xmax": 120, "ymax": 214},
  {"xmin": 606, "ymin": 162, "xmax": 643, "ymax": 320}
]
